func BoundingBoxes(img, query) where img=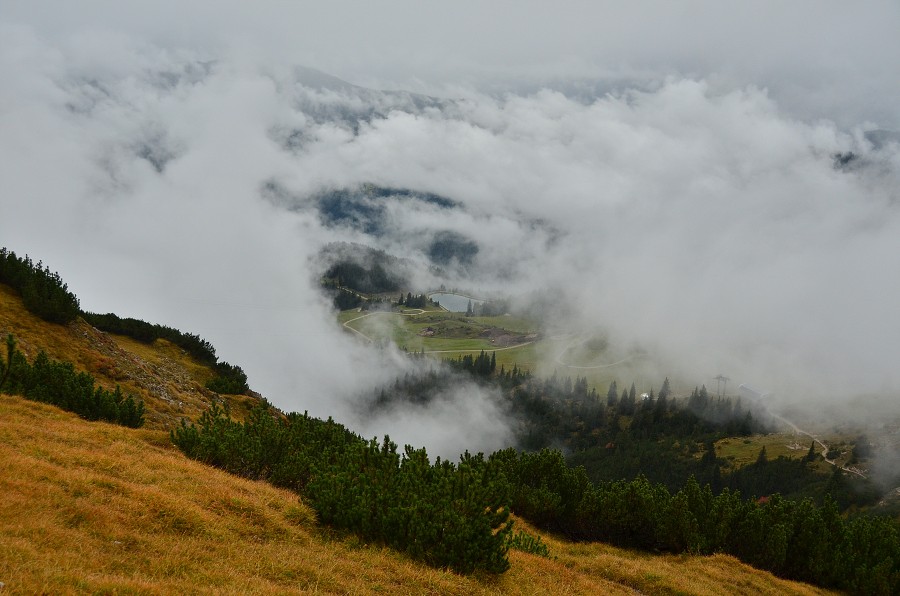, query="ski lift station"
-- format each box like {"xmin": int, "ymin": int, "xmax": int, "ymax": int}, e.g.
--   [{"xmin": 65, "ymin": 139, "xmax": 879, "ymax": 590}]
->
[{"xmin": 738, "ymin": 383, "xmax": 772, "ymax": 402}]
